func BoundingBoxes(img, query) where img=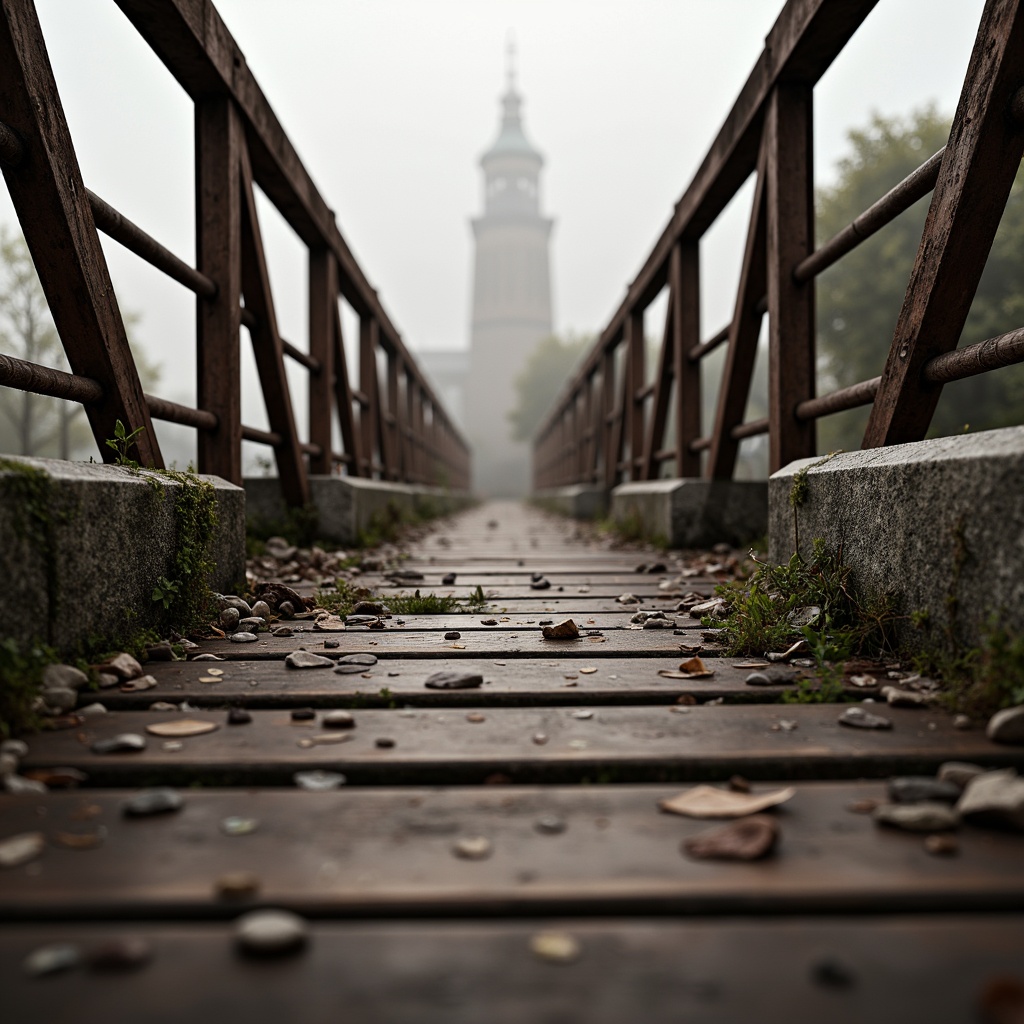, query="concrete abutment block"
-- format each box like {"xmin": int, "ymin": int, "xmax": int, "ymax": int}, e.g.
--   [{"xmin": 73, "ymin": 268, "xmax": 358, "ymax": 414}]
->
[
  {"xmin": 0, "ymin": 456, "xmax": 244, "ymax": 654},
  {"xmin": 244, "ymin": 475, "xmax": 473, "ymax": 546},
  {"xmin": 768, "ymin": 427, "xmax": 1024, "ymax": 649},
  {"xmin": 610, "ymin": 479, "xmax": 768, "ymax": 548},
  {"xmin": 531, "ymin": 485, "xmax": 608, "ymax": 520}
]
